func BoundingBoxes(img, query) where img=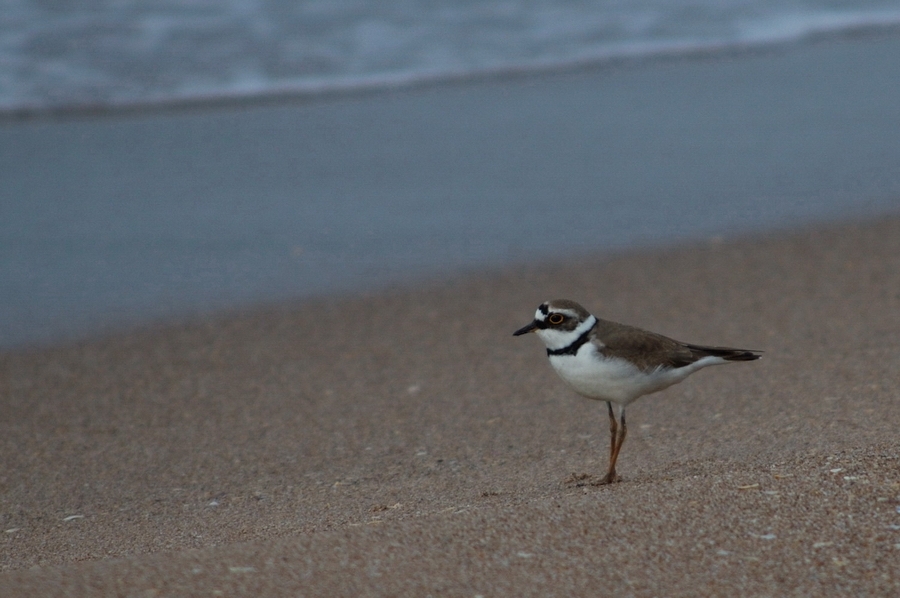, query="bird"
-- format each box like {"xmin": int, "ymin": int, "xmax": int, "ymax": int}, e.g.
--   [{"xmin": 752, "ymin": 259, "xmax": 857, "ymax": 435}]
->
[{"xmin": 513, "ymin": 299, "xmax": 761, "ymax": 484}]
